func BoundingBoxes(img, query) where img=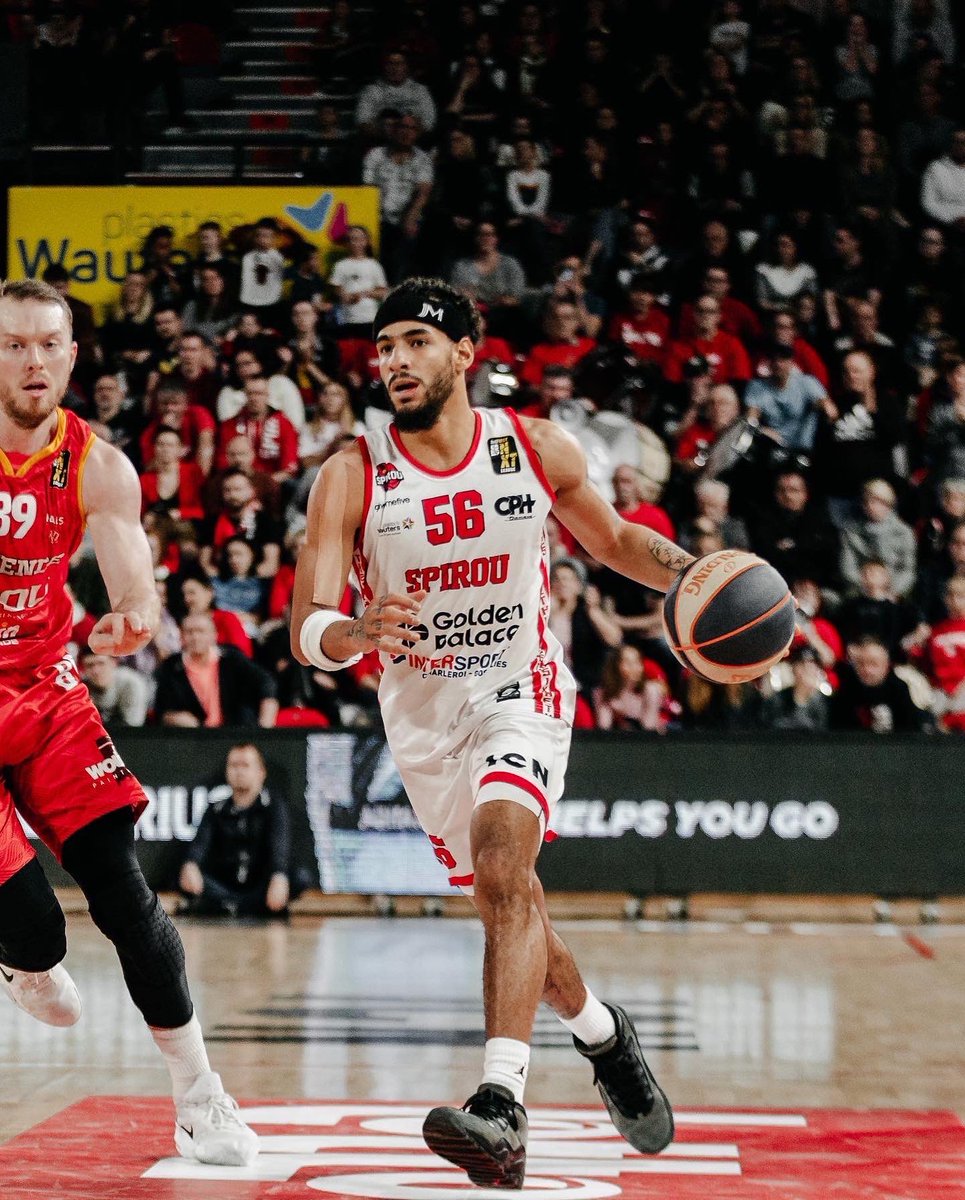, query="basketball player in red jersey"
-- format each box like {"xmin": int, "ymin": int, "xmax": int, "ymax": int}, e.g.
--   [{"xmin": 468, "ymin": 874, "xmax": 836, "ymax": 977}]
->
[
  {"xmin": 0, "ymin": 280, "xmax": 256, "ymax": 1167},
  {"xmin": 292, "ymin": 278, "xmax": 695, "ymax": 1188}
]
